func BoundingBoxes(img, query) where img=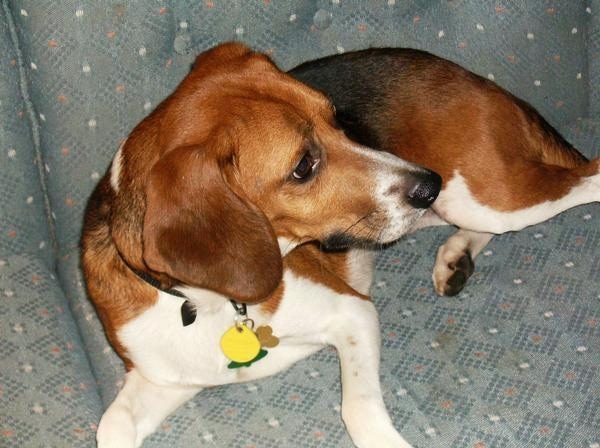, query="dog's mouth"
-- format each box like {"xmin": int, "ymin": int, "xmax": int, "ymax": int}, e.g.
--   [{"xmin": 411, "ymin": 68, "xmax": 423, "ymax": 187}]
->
[
  {"xmin": 320, "ymin": 233, "xmax": 384, "ymax": 251},
  {"xmin": 320, "ymin": 208, "xmax": 426, "ymax": 251}
]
